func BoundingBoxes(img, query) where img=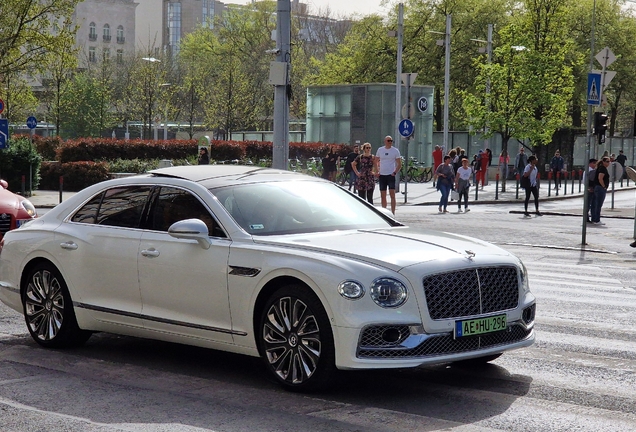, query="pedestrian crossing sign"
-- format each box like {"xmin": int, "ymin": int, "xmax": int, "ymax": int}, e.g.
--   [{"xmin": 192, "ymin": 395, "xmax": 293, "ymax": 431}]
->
[{"xmin": 587, "ymin": 73, "xmax": 601, "ymax": 106}]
